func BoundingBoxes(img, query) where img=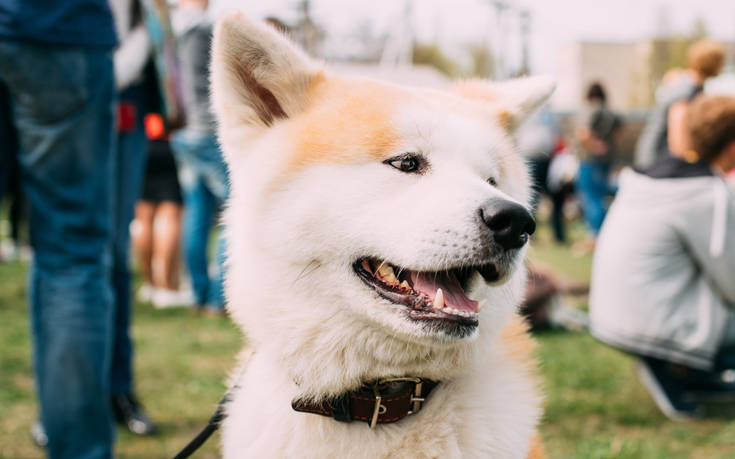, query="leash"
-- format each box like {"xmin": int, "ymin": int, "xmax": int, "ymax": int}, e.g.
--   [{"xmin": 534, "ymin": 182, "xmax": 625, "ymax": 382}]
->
[{"xmin": 172, "ymin": 390, "xmax": 231, "ymax": 459}]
